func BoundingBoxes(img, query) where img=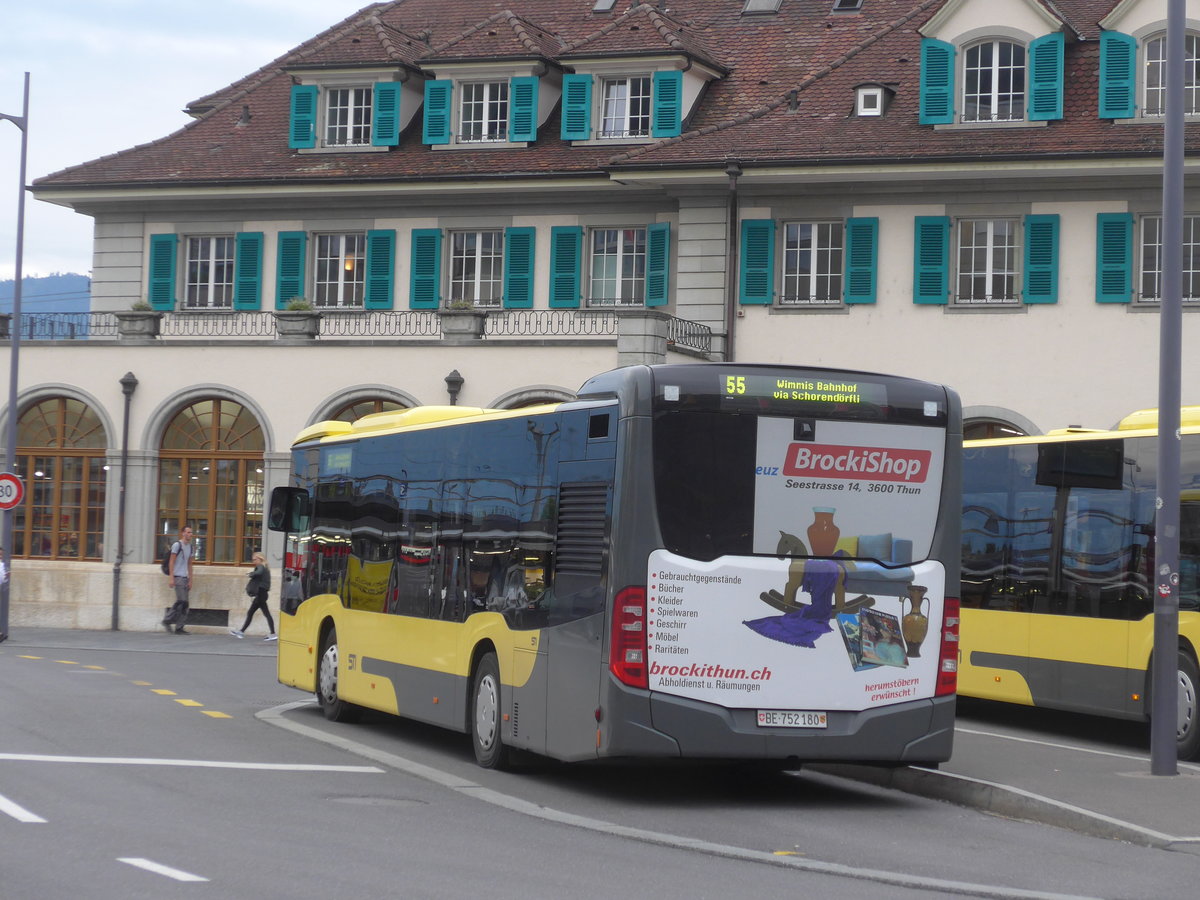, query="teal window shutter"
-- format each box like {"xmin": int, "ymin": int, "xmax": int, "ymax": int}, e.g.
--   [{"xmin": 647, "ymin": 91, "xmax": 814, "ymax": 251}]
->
[
  {"xmin": 561, "ymin": 74, "xmax": 593, "ymax": 141},
  {"xmin": 275, "ymin": 231, "xmax": 308, "ymax": 309},
  {"xmin": 549, "ymin": 226, "xmax": 582, "ymax": 308},
  {"xmin": 739, "ymin": 219, "xmax": 775, "ymax": 305},
  {"xmin": 645, "ymin": 222, "xmax": 671, "ymax": 307},
  {"xmin": 372, "ymin": 82, "xmax": 402, "ymax": 147},
  {"xmin": 409, "ymin": 229, "xmax": 442, "ymax": 308},
  {"xmin": 651, "ymin": 70, "xmax": 683, "ymax": 138},
  {"xmin": 509, "ymin": 77, "xmax": 539, "ymax": 142},
  {"xmin": 503, "ymin": 227, "xmax": 536, "ymax": 308},
  {"xmin": 234, "ymin": 232, "xmax": 264, "ymax": 310},
  {"xmin": 1022, "ymin": 214, "xmax": 1059, "ymax": 304},
  {"xmin": 1028, "ymin": 34, "xmax": 1064, "ymax": 121},
  {"xmin": 289, "ymin": 85, "xmax": 318, "ymax": 149},
  {"xmin": 423, "ymin": 80, "xmax": 452, "ymax": 146},
  {"xmin": 148, "ymin": 234, "xmax": 178, "ymax": 310},
  {"xmin": 919, "ymin": 39, "xmax": 956, "ymax": 125},
  {"xmin": 843, "ymin": 218, "xmax": 878, "ymax": 304},
  {"xmin": 1099, "ymin": 32, "xmax": 1137, "ymax": 119},
  {"xmin": 1096, "ymin": 213, "xmax": 1133, "ymax": 303},
  {"xmin": 364, "ymin": 229, "xmax": 396, "ymax": 309},
  {"xmin": 913, "ymin": 216, "xmax": 950, "ymax": 305}
]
